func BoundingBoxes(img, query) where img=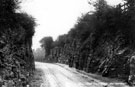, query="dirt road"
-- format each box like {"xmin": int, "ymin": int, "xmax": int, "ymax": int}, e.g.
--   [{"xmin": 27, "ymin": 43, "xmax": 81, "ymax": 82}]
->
[{"xmin": 35, "ymin": 62, "xmax": 129, "ymax": 87}]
